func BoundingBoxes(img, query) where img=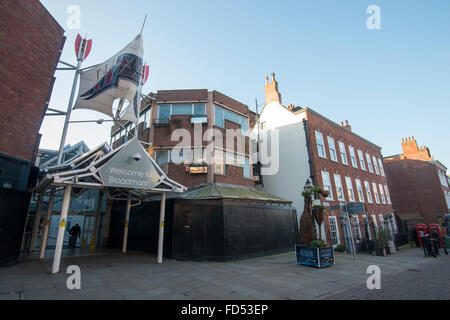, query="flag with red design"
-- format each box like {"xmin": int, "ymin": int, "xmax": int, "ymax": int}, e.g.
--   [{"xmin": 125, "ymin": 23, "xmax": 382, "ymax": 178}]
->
[{"xmin": 73, "ymin": 34, "xmax": 144, "ymax": 124}]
